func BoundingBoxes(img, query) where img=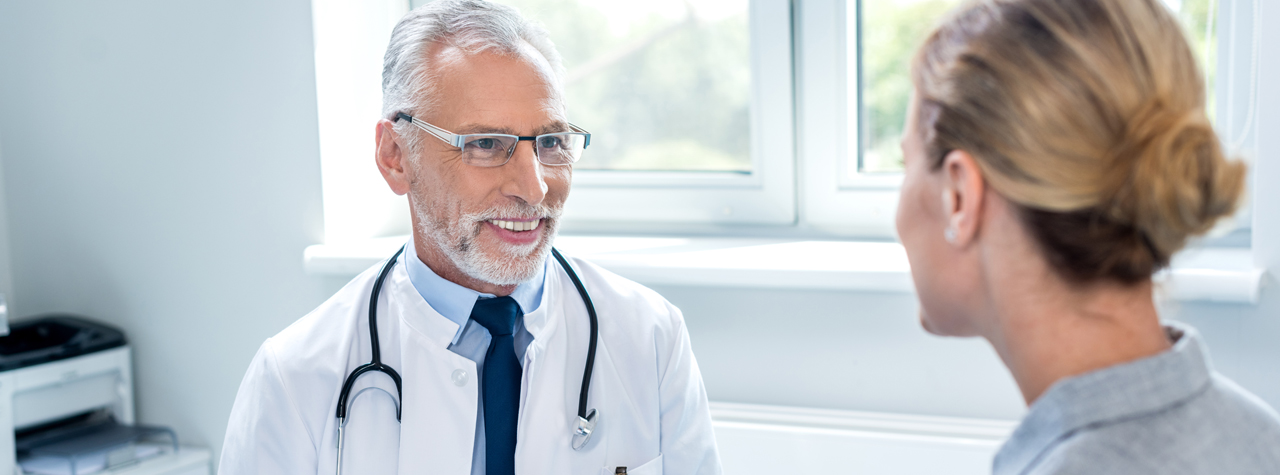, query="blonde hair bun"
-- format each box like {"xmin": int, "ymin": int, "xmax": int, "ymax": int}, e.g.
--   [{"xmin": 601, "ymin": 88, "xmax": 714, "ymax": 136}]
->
[{"xmin": 1108, "ymin": 98, "xmax": 1246, "ymax": 261}]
